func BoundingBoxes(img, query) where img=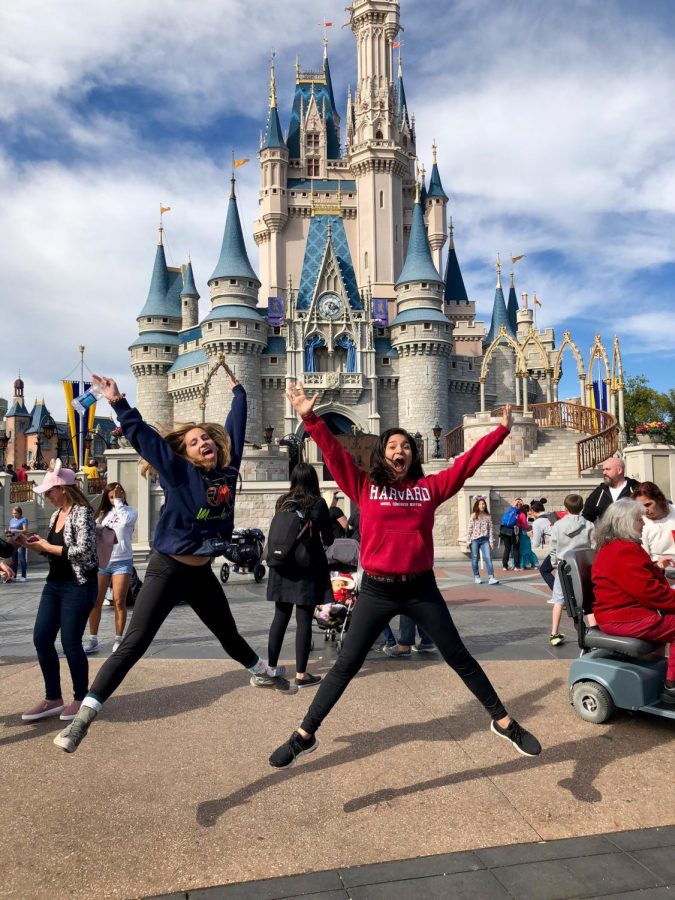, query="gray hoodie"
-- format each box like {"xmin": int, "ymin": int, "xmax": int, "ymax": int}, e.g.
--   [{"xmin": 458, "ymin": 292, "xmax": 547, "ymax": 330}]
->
[{"xmin": 550, "ymin": 514, "xmax": 594, "ymax": 566}]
